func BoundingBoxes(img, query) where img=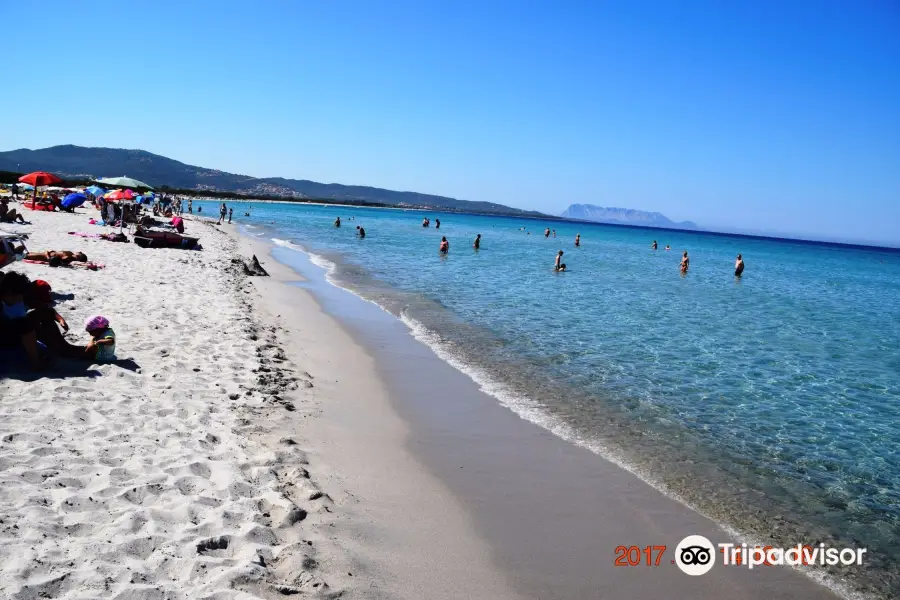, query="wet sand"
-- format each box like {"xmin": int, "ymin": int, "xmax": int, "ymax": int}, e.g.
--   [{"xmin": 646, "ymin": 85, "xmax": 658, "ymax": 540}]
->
[{"xmin": 240, "ymin": 233, "xmax": 849, "ymax": 600}]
